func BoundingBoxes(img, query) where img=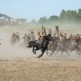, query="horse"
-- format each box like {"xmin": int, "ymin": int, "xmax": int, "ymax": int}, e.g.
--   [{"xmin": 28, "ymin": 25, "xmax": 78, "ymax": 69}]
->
[
  {"xmin": 10, "ymin": 32, "xmax": 20, "ymax": 46},
  {"xmin": 47, "ymin": 37, "xmax": 71, "ymax": 56},
  {"xmin": 15, "ymin": 35, "xmax": 20, "ymax": 43},
  {"xmin": 10, "ymin": 35, "xmax": 16, "ymax": 46},
  {"xmin": 27, "ymin": 34, "xmax": 52, "ymax": 58},
  {"xmin": 23, "ymin": 34, "xmax": 31, "ymax": 47}
]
